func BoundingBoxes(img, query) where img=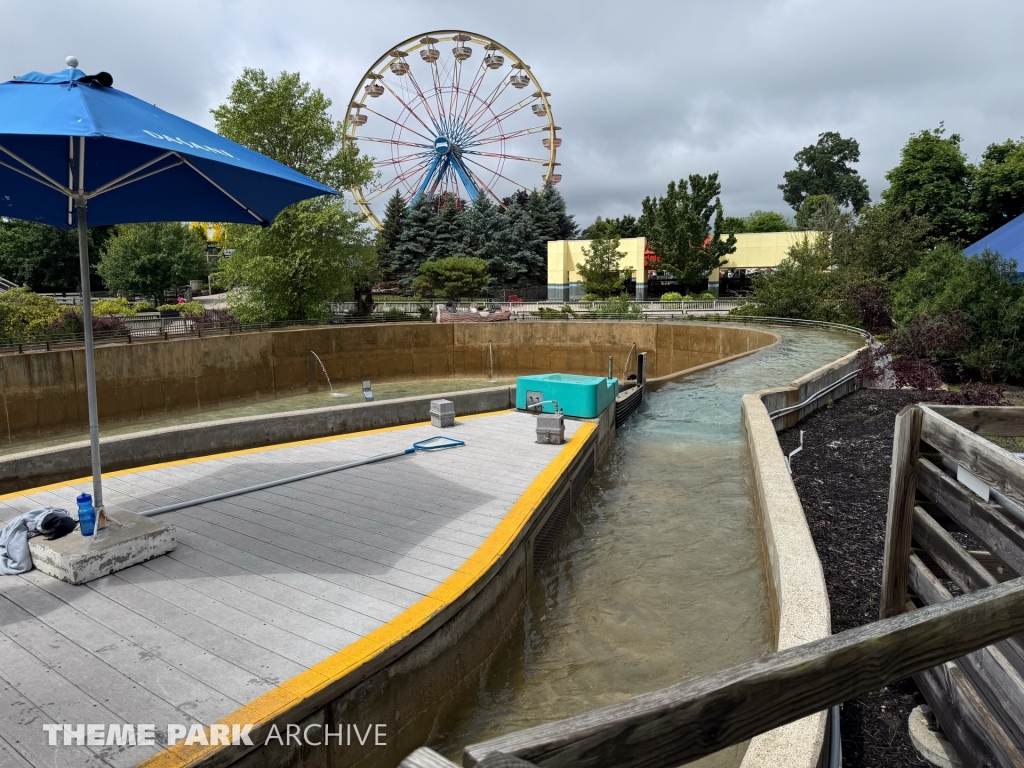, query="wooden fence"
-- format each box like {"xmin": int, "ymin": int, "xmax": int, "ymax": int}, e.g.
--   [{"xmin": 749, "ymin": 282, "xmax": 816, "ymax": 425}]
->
[
  {"xmin": 880, "ymin": 404, "xmax": 1024, "ymax": 766},
  {"xmin": 395, "ymin": 404, "xmax": 1024, "ymax": 768}
]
